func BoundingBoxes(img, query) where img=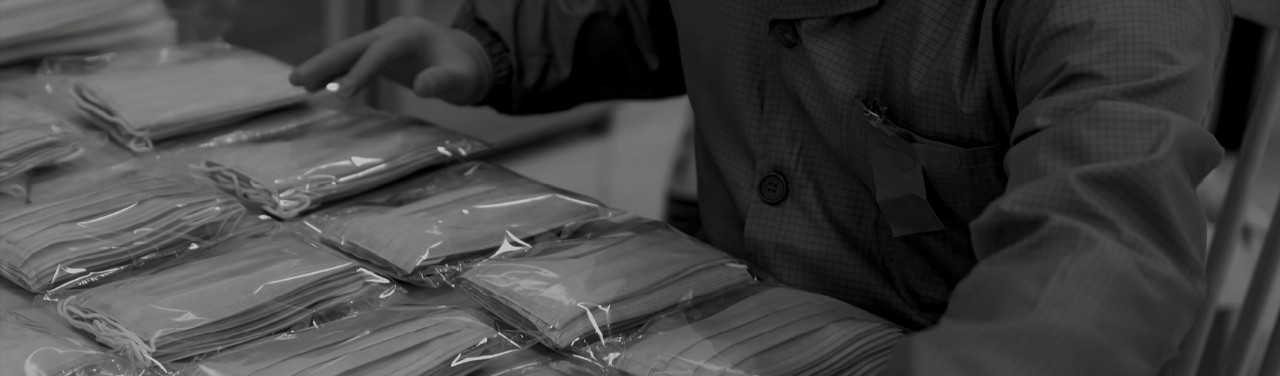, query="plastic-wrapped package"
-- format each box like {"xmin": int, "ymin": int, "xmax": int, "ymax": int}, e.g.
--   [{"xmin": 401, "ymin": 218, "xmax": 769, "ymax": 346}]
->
[
  {"xmin": 0, "ymin": 172, "xmax": 29, "ymax": 199},
  {"xmin": 0, "ymin": 90, "xmax": 83, "ymax": 185},
  {"xmin": 576, "ymin": 286, "xmax": 906, "ymax": 376},
  {"xmin": 459, "ymin": 220, "xmax": 757, "ymax": 348},
  {"xmin": 470, "ymin": 347, "xmax": 610, "ymax": 376},
  {"xmin": 56, "ymin": 231, "xmax": 402, "ymax": 368},
  {"xmin": 1, "ymin": 308, "xmax": 130, "ymax": 376},
  {"xmin": 0, "ymin": 0, "xmax": 176, "ymax": 66},
  {"xmin": 0, "ymin": 162, "xmax": 259, "ymax": 294},
  {"xmin": 305, "ymin": 161, "xmax": 617, "ymax": 286},
  {"xmin": 189, "ymin": 107, "xmax": 490, "ymax": 219},
  {"xmin": 40, "ymin": 42, "xmax": 308, "ymax": 151},
  {"xmin": 172, "ymin": 305, "xmax": 530, "ymax": 376}
]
